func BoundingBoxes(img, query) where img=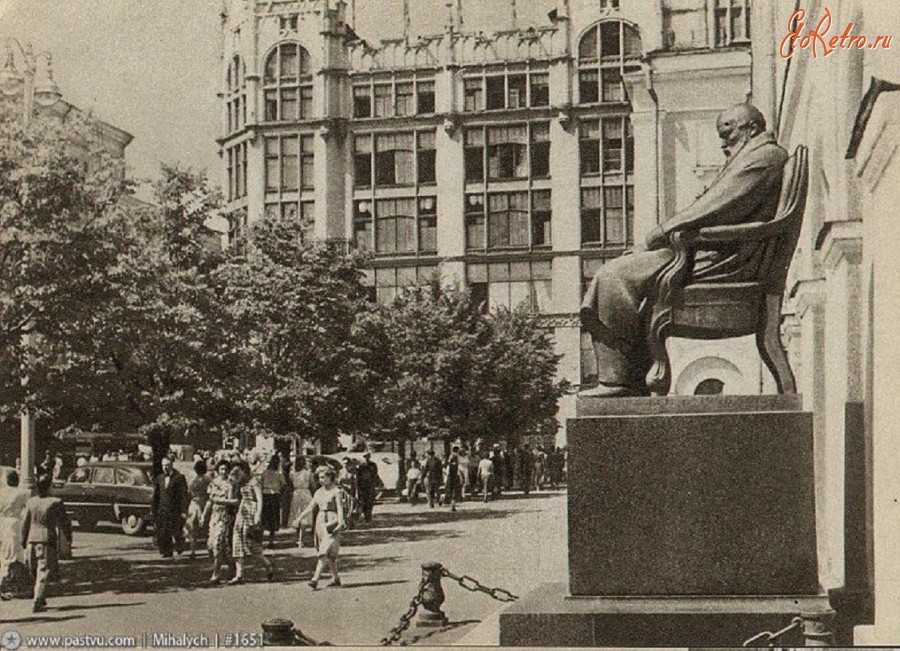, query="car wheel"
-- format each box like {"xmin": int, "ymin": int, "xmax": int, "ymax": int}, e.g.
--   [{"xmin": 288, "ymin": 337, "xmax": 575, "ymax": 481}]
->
[
  {"xmin": 78, "ymin": 516, "xmax": 98, "ymax": 530},
  {"xmin": 121, "ymin": 514, "xmax": 146, "ymax": 536}
]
